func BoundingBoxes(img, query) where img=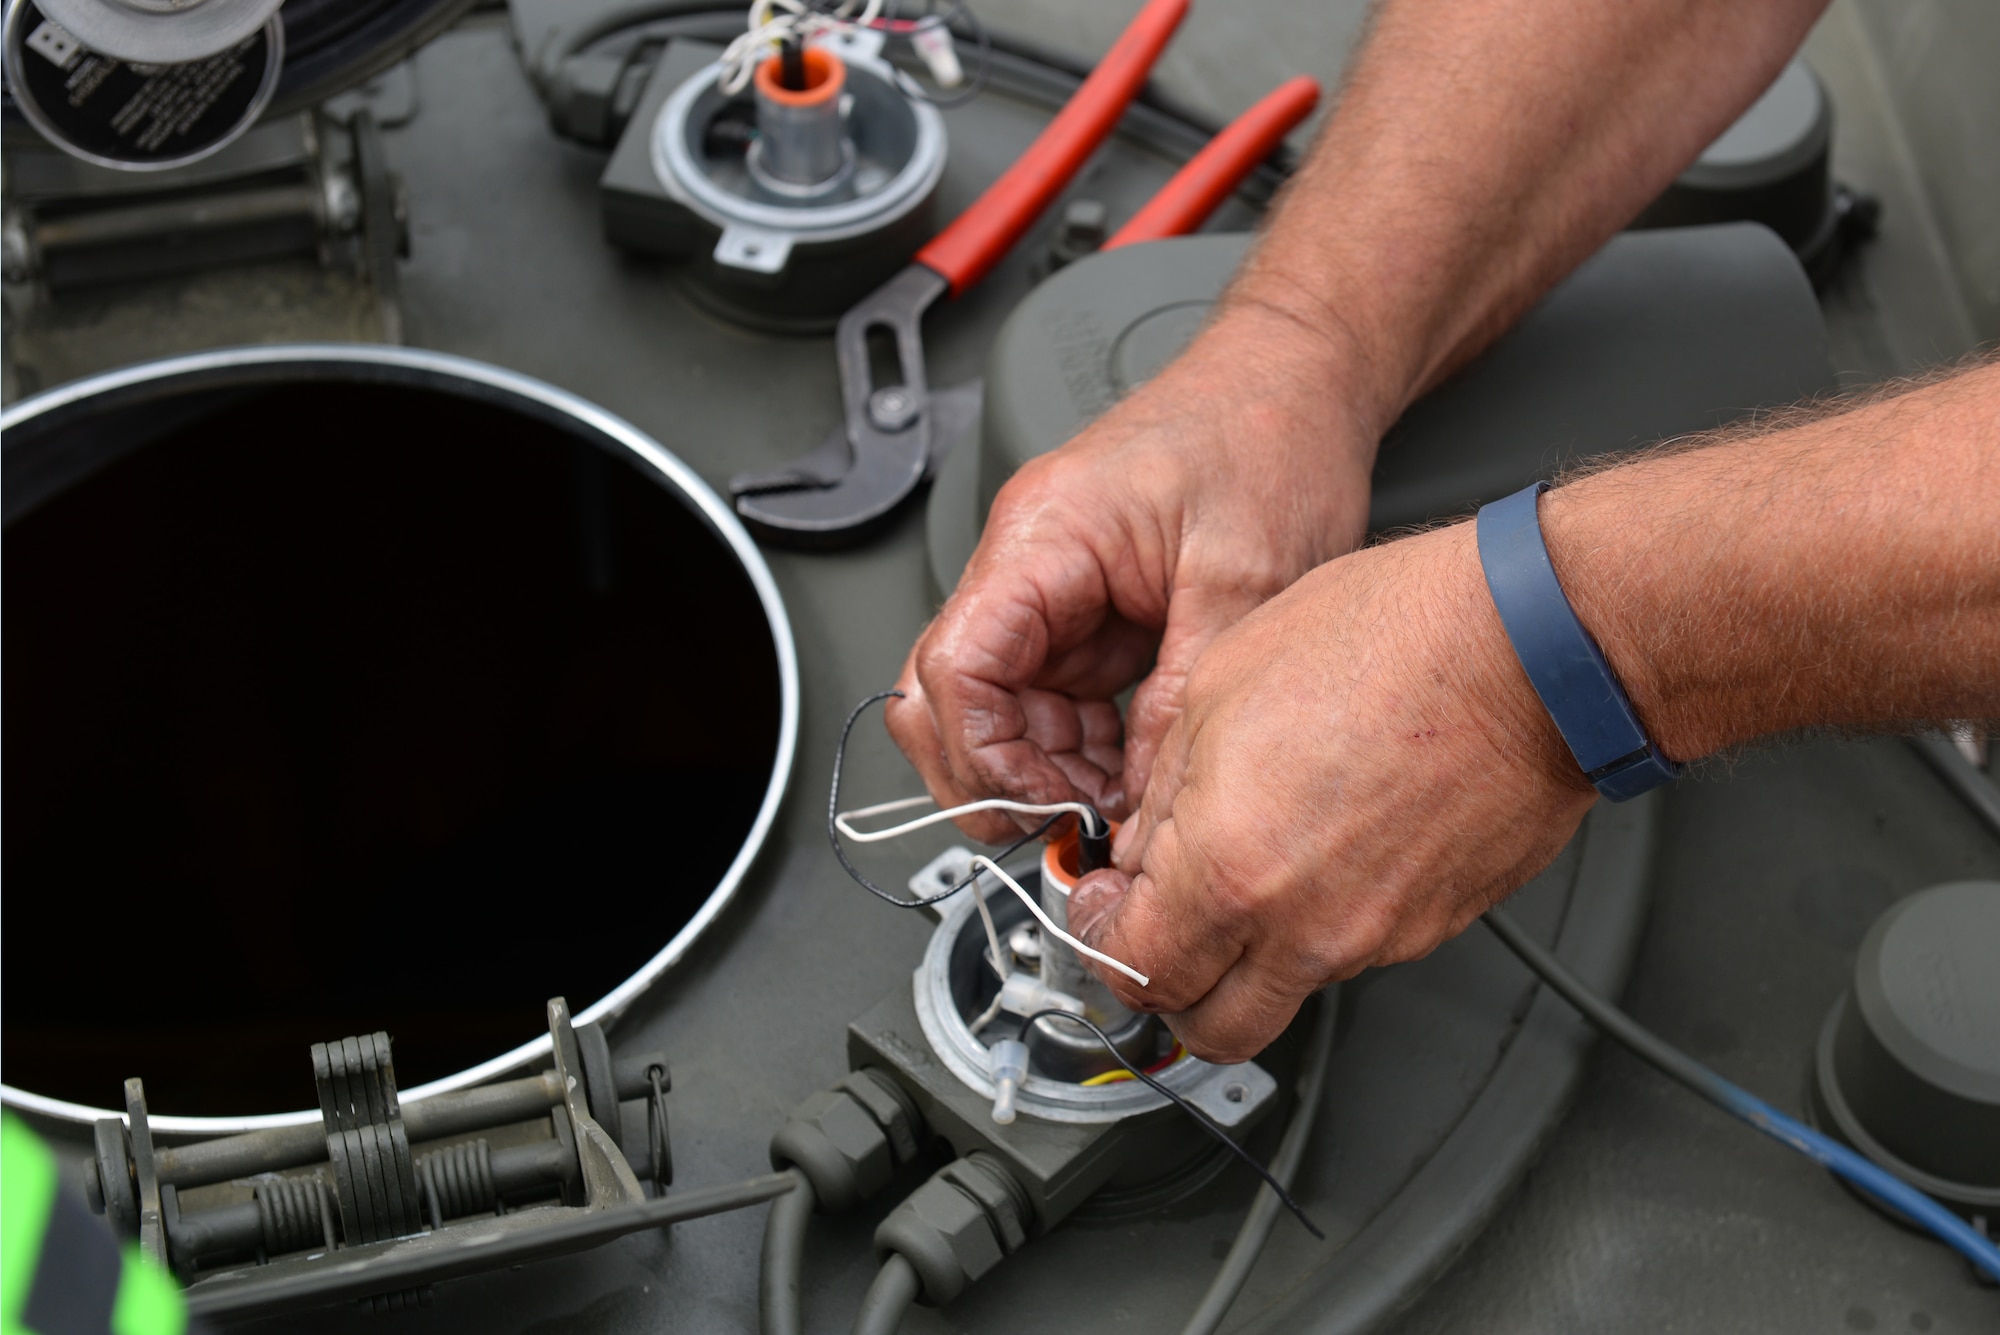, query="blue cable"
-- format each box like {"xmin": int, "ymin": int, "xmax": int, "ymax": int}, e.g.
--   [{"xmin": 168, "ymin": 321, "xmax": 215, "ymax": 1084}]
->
[
  {"xmin": 1482, "ymin": 908, "xmax": 2000, "ymax": 1283},
  {"xmin": 1712, "ymin": 1075, "xmax": 2000, "ymax": 1283}
]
